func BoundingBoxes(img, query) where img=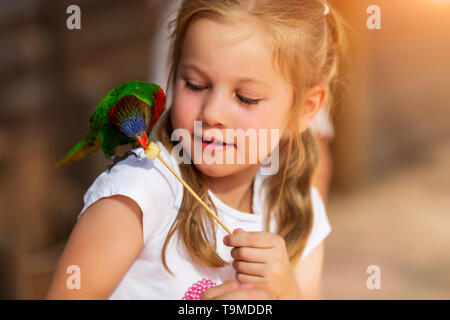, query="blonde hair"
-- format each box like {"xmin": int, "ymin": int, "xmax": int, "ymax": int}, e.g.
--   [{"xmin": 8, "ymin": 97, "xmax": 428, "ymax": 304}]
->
[{"xmin": 153, "ymin": 0, "xmax": 349, "ymax": 274}]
